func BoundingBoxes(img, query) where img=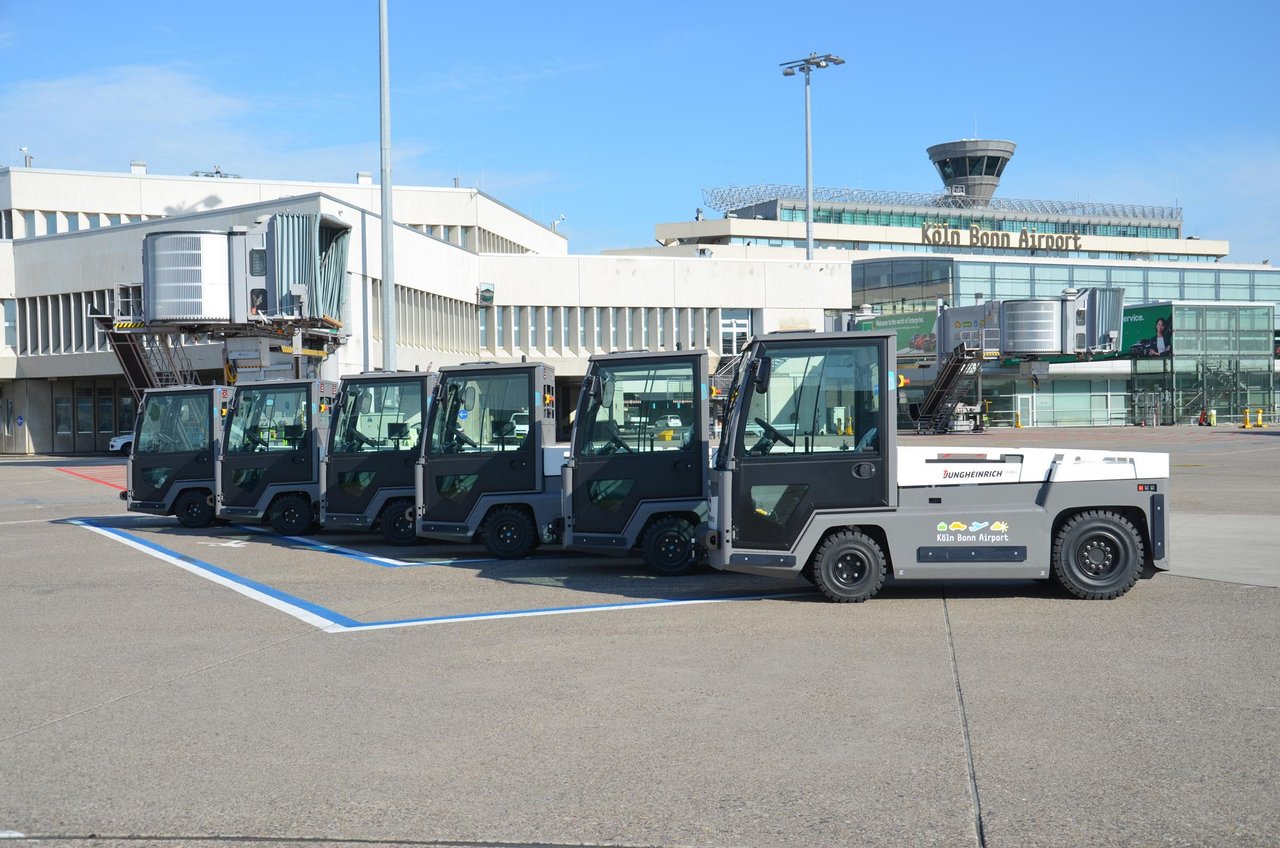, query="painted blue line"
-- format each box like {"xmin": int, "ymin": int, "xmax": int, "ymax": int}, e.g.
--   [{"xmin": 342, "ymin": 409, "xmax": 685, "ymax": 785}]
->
[
  {"xmin": 350, "ymin": 592, "xmax": 811, "ymax": 629},
  {"xmin": 79, "ymin": 517, "xmax": 817, "ymax": 633},
  {"xmin": 82, "ymin": 519, "xmax": 363, "ymax": 628}
]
